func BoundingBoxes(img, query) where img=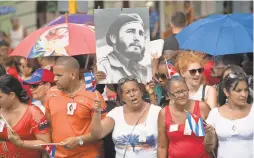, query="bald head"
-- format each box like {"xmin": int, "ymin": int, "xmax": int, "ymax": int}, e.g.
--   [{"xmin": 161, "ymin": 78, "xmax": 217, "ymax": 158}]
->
[
  {"xmin": 53, "ymin": 57, "xmax": 81, "ymax": 90},
  {"xmin": 55, "ymin": 57, "xmax": 80, "ymax": 71}
]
